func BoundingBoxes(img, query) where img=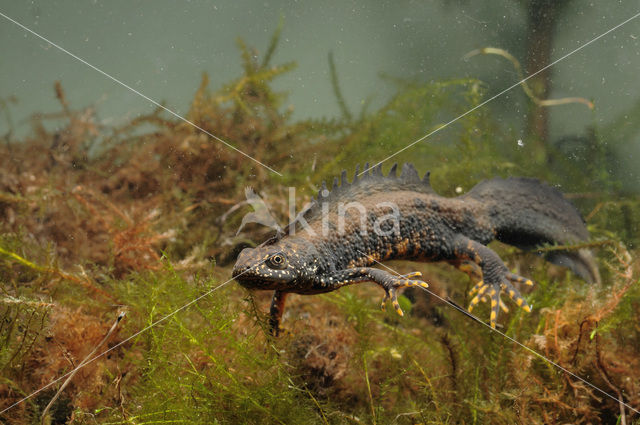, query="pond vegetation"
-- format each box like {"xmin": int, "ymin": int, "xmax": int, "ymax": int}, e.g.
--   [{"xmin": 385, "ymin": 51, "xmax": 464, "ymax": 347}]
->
[{"xmin": 1, "ymin": 28, "xmax": 639, "ymax": 424}]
